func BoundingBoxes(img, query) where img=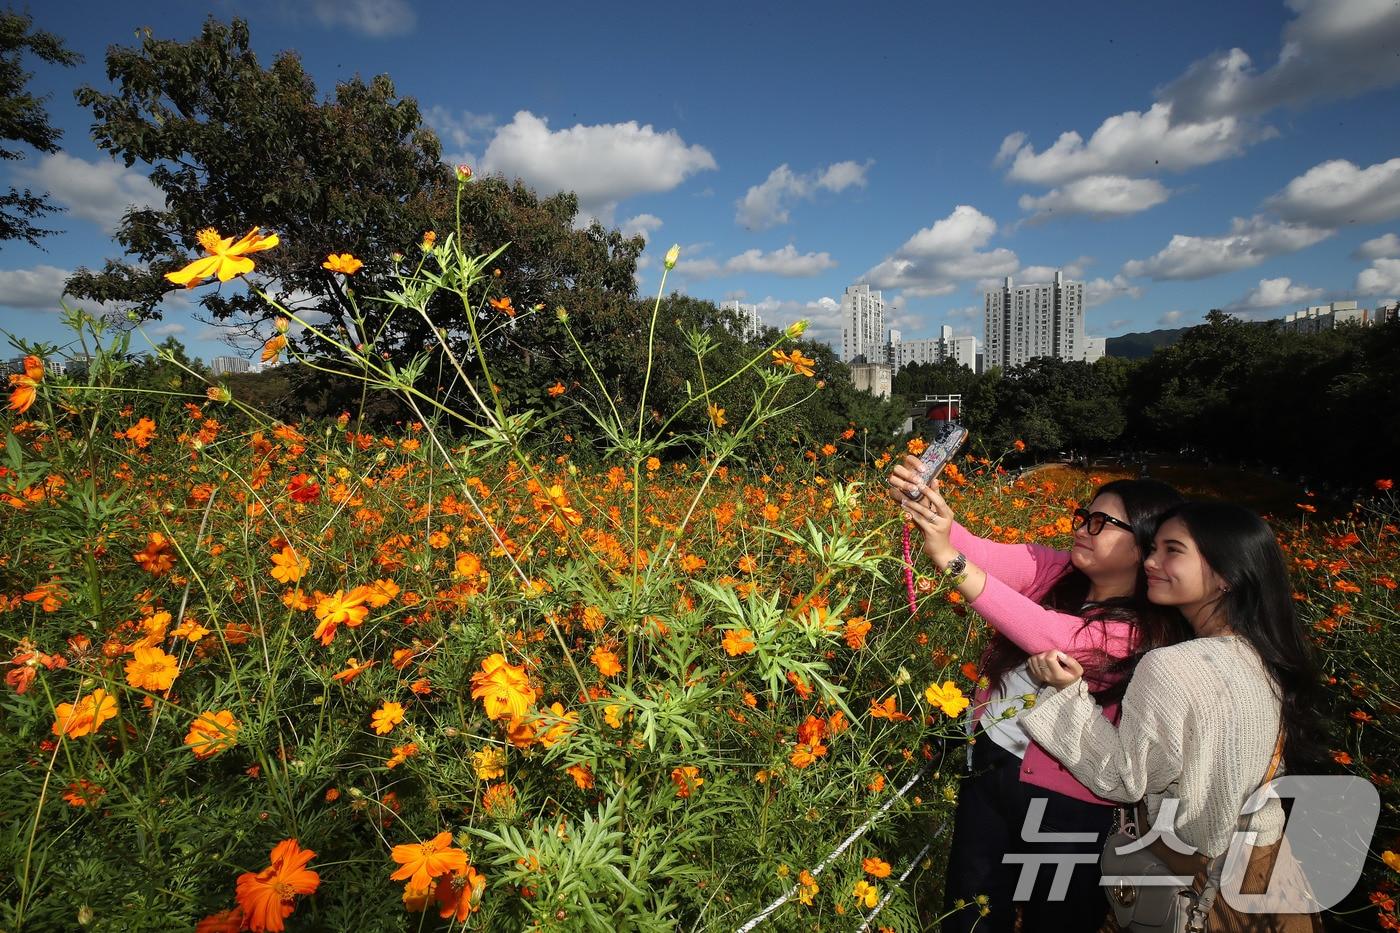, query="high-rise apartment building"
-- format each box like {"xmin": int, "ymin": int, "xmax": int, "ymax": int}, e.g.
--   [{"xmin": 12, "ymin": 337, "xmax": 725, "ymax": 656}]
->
[
  {"xmin": 887, "ymin": 325, "xmax": 979, "ymax": 373},
  {"xmin": 983, "ymin": 271, "xmax": 1085, "ymax": 370},
  {"xmin": 841, "ymin": 283, "xmax": 886, "ymax": 364},
  {"xmin": 718, "ymin": 300, "xmax": 762, "ymax": 341},
  {"xmin": 211, "ymin": 356, "xmax": 252, "ymax": 376}
]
